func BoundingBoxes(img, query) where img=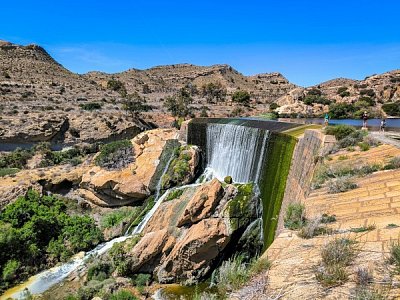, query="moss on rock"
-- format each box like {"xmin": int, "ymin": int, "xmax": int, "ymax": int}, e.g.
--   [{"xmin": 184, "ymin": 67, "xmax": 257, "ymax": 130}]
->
[
  {"xmin": 161, "ymin": 145, "xmax": 195, "ymax": 189},
  {"xmin": 225, "ymin": 183, "xmax": 255, "ymax": 231},
  {"xmin": 260, "ymin": 133, "xmax": 297, "ymax": 248}
]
